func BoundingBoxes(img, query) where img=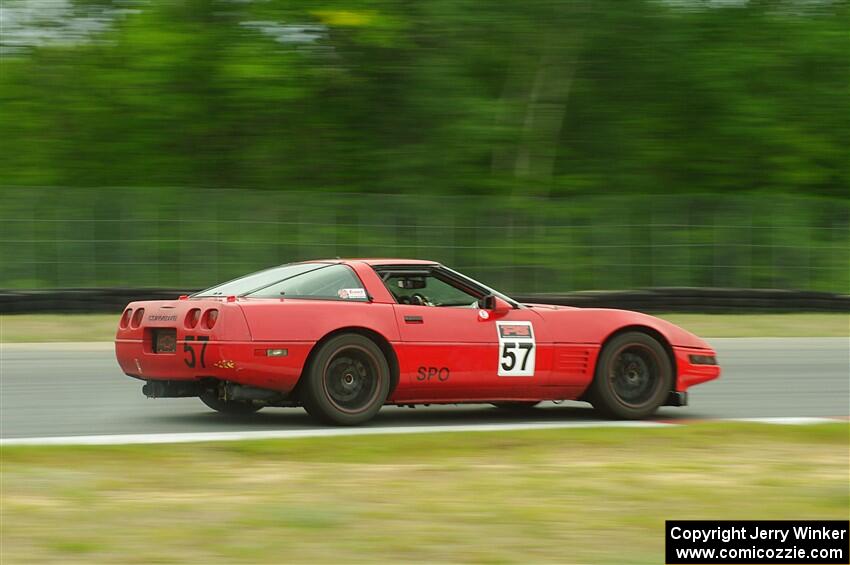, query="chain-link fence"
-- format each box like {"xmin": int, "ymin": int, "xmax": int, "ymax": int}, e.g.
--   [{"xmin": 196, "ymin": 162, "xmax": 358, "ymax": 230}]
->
[{"xmin": 1, "ymin": 187, "xmax": 847, "ymax": 294}]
